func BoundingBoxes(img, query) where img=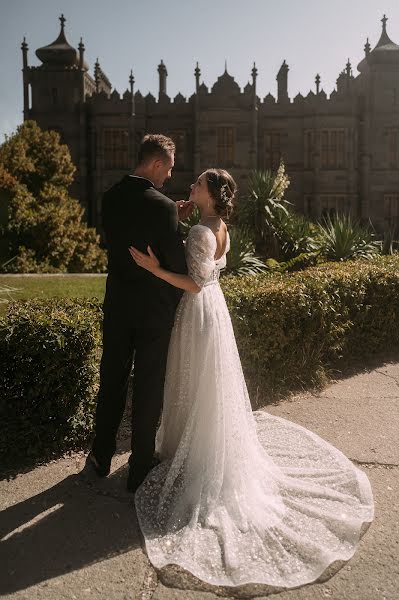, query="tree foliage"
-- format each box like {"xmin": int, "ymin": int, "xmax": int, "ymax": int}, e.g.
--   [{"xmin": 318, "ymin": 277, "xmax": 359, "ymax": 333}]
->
[
  {"xmin": 0, "ymin": 120, "xmax": 75, "ymax": 197},
  {"xmin": 0, "ymin": 121, "xmax": 106, "ymax": 273}
]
